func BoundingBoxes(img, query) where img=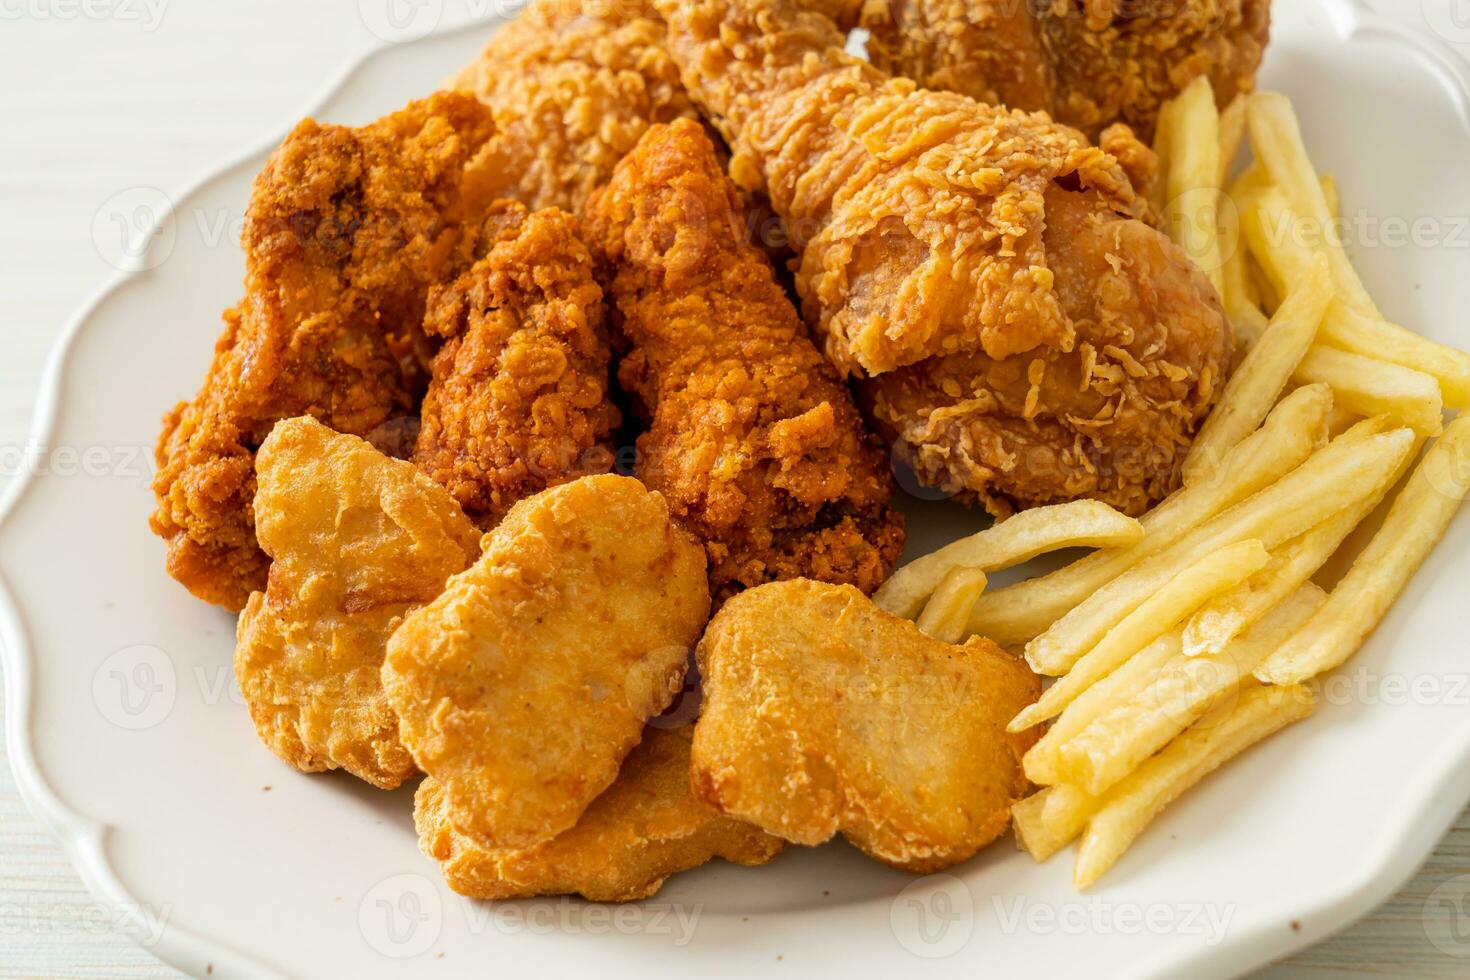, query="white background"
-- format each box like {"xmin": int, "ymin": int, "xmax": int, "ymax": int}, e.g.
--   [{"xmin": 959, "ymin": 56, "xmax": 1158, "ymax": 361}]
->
[{"xmin": 2, "ymin": 1, "xmax": 1470, "ymax": 977}]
